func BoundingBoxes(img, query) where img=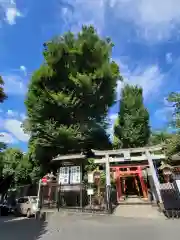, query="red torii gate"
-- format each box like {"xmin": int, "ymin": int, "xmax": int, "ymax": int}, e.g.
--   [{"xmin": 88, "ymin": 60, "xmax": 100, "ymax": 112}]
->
[{"xmin": 111, "ymin": 164, "xmax": 148, "ymax": 201}]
